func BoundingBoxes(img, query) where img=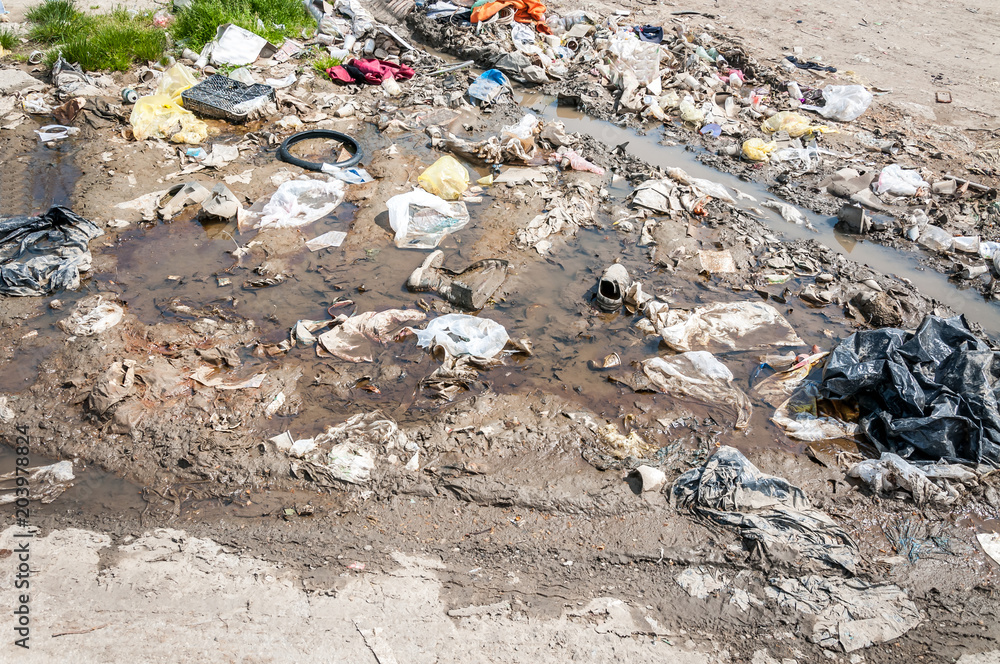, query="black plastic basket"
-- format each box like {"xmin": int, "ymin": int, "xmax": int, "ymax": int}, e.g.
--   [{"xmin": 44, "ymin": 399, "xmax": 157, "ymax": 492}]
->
[{"xmin": 181, "ymin": 74, "xmax": 275, "ymax": 123}]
